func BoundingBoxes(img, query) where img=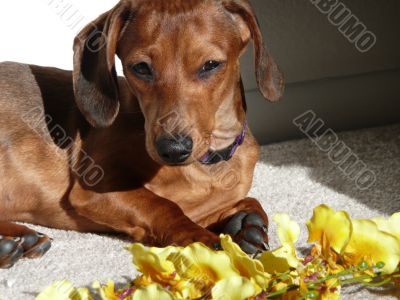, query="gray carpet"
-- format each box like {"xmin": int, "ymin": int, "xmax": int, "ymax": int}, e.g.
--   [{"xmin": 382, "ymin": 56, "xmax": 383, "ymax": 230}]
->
[{"xmin": 1, "ymin": 124, "xmax": 399, "ymax": 300}]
